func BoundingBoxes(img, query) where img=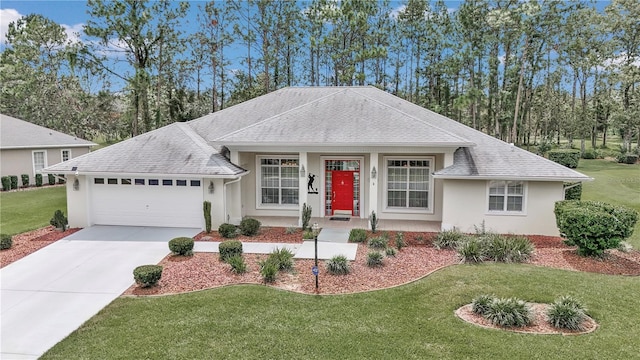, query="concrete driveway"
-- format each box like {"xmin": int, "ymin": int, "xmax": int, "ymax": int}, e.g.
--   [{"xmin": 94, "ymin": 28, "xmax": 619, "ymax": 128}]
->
[{"xmin": 0, "ymin": 226, "xmax": 200, "ymax": 360}]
